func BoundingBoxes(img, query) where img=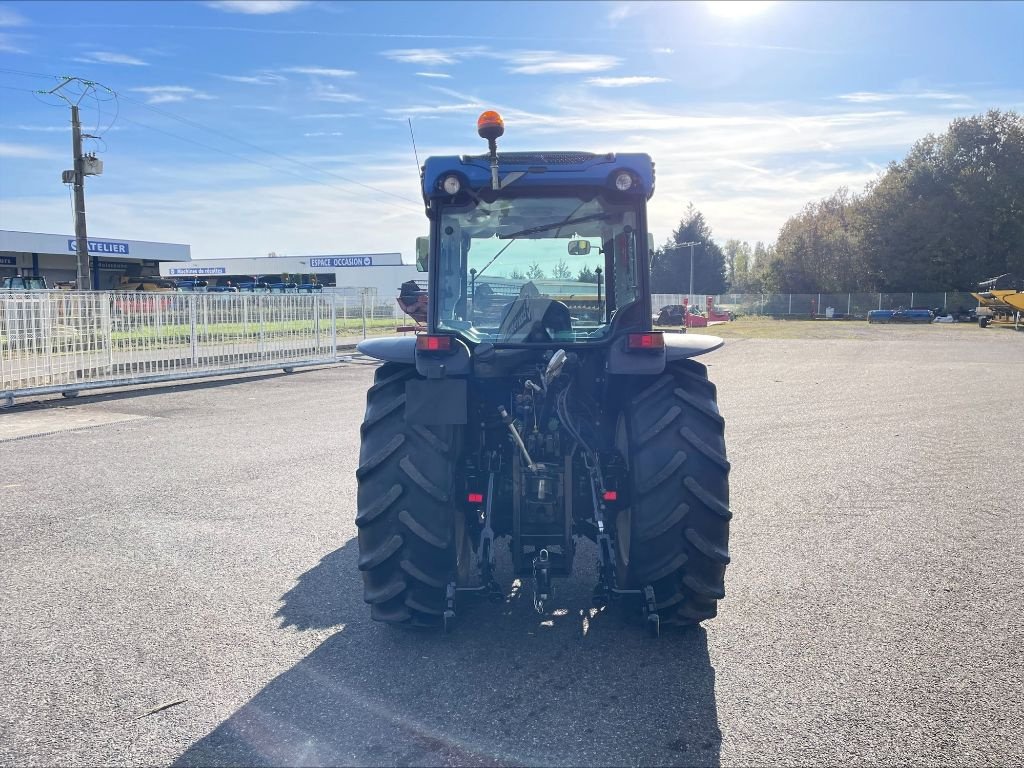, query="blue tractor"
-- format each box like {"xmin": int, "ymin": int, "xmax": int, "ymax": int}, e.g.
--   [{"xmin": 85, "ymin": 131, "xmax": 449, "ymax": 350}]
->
[{"xmin": 356, "ymin": 112, "xmax": 731, "ymax": 635}]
